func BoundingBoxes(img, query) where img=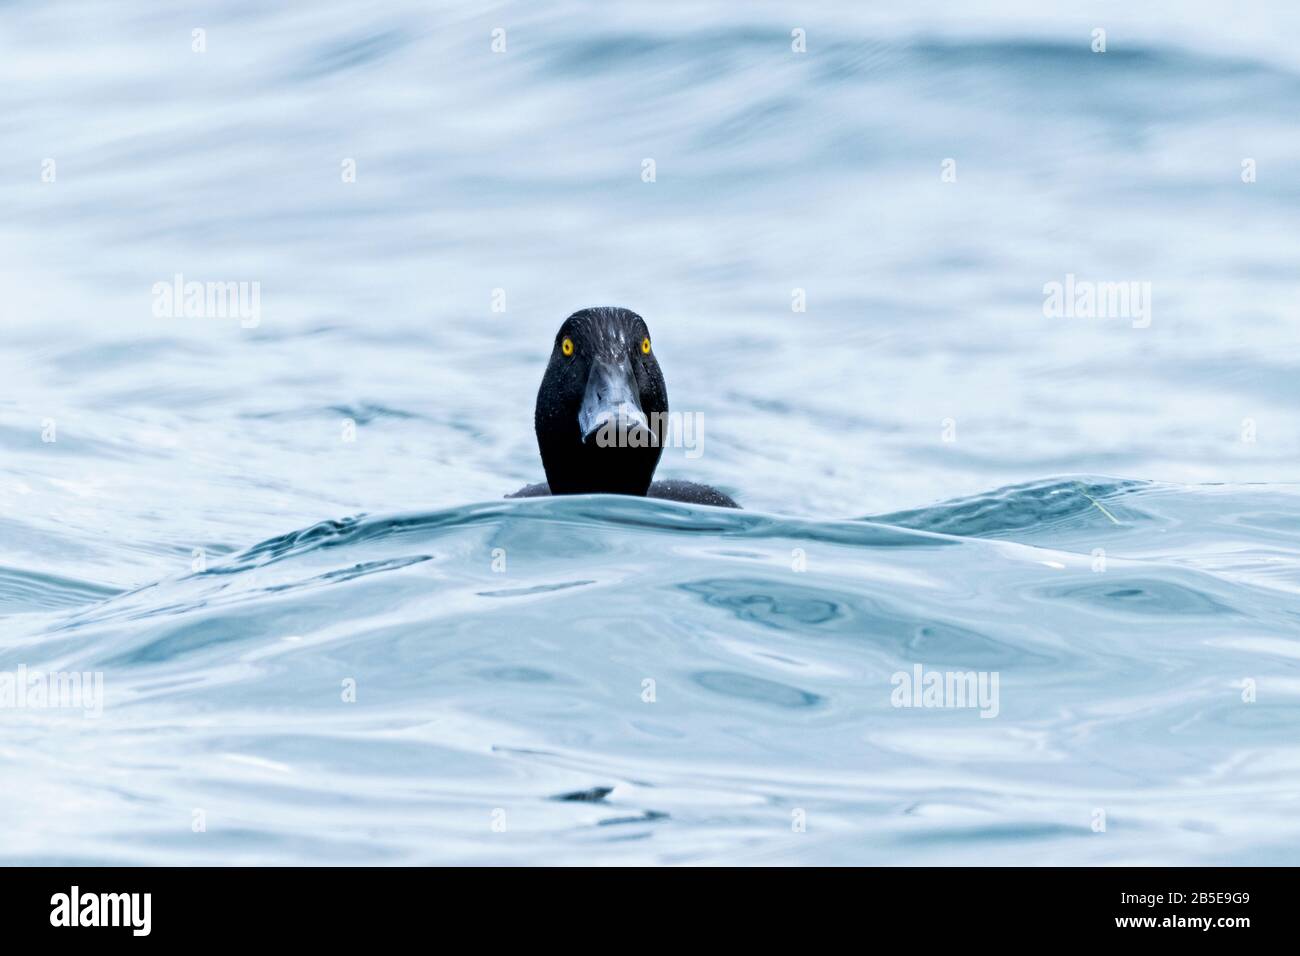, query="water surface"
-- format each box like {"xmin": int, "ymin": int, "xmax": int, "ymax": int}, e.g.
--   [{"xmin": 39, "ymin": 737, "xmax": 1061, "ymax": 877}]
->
[{"xmin": 1, "ymin": 1, "xmax": 1298, "ymax": 864}]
